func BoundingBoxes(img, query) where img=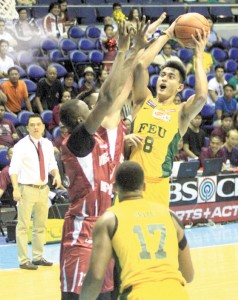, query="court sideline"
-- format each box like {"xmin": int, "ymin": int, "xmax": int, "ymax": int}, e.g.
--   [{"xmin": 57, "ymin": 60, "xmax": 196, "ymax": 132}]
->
[{"xmin": 0, "ymin": 223, "xmax": 238, "ymax": 300}]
